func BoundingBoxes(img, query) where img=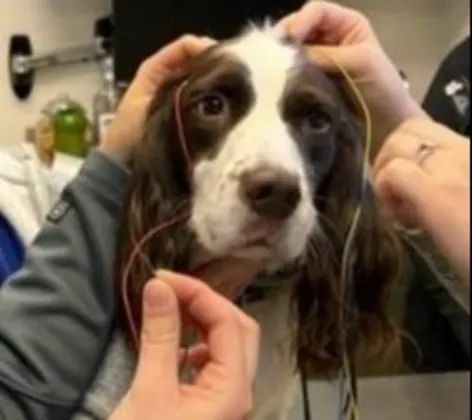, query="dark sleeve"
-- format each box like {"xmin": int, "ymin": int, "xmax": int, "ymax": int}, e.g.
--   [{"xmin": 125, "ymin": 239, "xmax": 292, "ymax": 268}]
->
[
  {"xmin": 423, "ymin": 62, "xmax": 459, "ymax": 130},
  {"xmin": 0, "ymin": 150, "xmax": 130, "ymax": 420},
  {"xmin": 422, "ymin": 37, "xmax": 470, "ymax": 135}
]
